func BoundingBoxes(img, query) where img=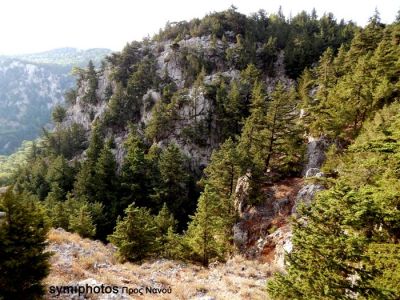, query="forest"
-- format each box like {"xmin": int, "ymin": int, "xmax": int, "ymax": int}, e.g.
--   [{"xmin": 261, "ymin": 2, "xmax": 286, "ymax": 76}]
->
[{"xmin": 0, "ymin": 7, "xmax": 399, "ymax": 299}]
